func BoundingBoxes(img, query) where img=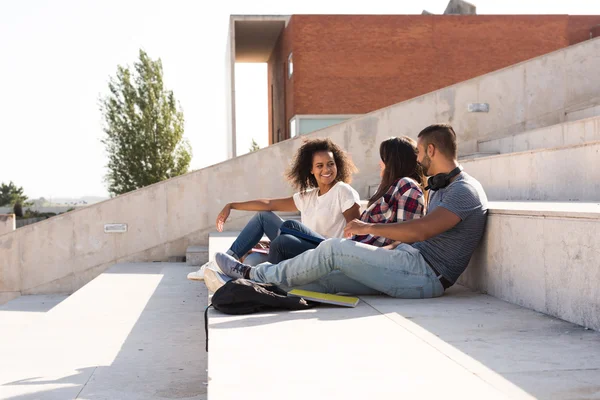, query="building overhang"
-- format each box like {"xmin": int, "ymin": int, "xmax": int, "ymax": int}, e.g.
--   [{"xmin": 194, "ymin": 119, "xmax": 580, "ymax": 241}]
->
[{"xmin": 231, "ymin": 15, "xmax": 290, "ymax": 62}]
